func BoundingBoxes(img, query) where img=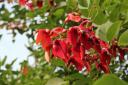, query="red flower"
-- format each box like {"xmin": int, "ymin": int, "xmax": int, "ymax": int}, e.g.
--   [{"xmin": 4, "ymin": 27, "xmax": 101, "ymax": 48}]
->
[
  {"xmin": 19, "ymin": 0, "xmax": 27, "ymax": 6},
  {"xmin": 36, "ymin": 29, "xmax": 52, "ymax": 51},
  {"xmin": 37, "ymin": 0, "xmax": 43, "ymax": 9},
  {"xmin": 93, "ymin": 37, "xmax": 101, "ymax": 53},
  {"xmin": 79, "ymin": 20, "xmax": 91, "ymax": 30},
  {"xmin": 99, "ymin": 63, "xmax": 110, "ymax": 73},
  {"xmin": 69, "ymin": 55, "xmax": 84, "ymax": 71},
  {"xmin": 100, "ymin": 40, "xmax": 109, "ymax": 48},
  {"xmin": 118, "ymin": 48, "xmax": 125, "ymax": 61},
  {"xmin": 21, "ymin": 65, "xmax": 28, "ymax": 76},
  {"xmin": 48, "ymin": 0, "xmax": 54, "ymax": 6},
  {"xmin": 72, "ymin": 42, "xmax": 81, "ymax": 57},
  {"xmin": 35, "ymin": 13, "xmax": 127, "ymax": 74},
  {"xmin": 64, "ymin": 13, "xmax": 81, "ymax": 23},
  {"xmin": 109, "ymin": 45, "xmax": 117, "ymax": 57},
  {"xmin": 50, "ymin": 27, "xmax": 66, "ymax": 38},
  {"xmin": 67, "ymin": 27, "xmax": 79, "ymax": 46},
  {"xmin": 26, "ymin": 2, "xmax": 34, "ymax": 11},
  {"xmin": 84, "ymin": 61, "xmax": 91, "ymax": 72},
  {"xmin": 36, "ymin": 29, "xmax": 52, "ymax": 62},
  {"xmin": 80, "ymin": 45, "xmax": 85, "ymax": 60},
  {"xmin": 52, "ymin": 40, "xmax": 69, "ymax": 63},
  {"xmin": 100, "ymin": 48, "xmax": 111, "ymax": 65}
]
